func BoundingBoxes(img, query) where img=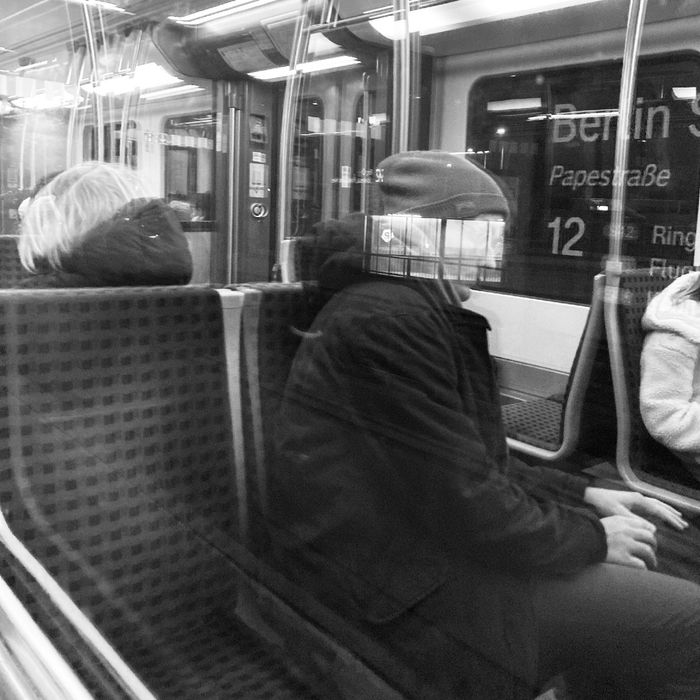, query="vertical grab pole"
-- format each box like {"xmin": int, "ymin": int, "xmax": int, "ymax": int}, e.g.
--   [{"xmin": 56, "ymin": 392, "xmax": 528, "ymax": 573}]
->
[
  {"xmin": 82, "ymin": 5, "xmax": 105, "ymax": 163},
  {"xmin": 277, "ymin": 1, "xmax": 313, "ymax": 264},
  {"xmin": 392, "ymin": 0, "xmax": 411, "ymax": 154},
  {"xmin": 607, "ymin": 0, "xmax": 648, "ymax": 270},
  {"xmin": 605, "ymin": 0, "xmax": 649, "ymax": 496},
  {"xmin": 227, "ymin": 99, "xmax": 241, "ymax": 285},
  {"xmin": 119, "ymin": 29, "xmax": 146, "ymax": 168}
]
